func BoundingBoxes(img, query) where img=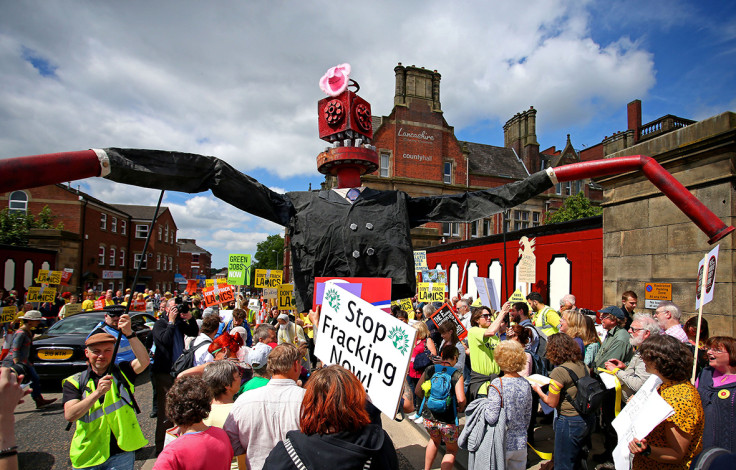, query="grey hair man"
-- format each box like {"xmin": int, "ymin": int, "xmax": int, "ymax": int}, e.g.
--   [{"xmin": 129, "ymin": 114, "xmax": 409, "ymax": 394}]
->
[
  {"xmin": 252, "ymin": 323, "xmax": 277, "ymax": 345},
  {"xmin": 654, "ymin": 301, "xmax": 688, "ymax": 343},
  {"xmin": 559, "ymin": 294, "xmax": 576, "ymax": 313}
]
